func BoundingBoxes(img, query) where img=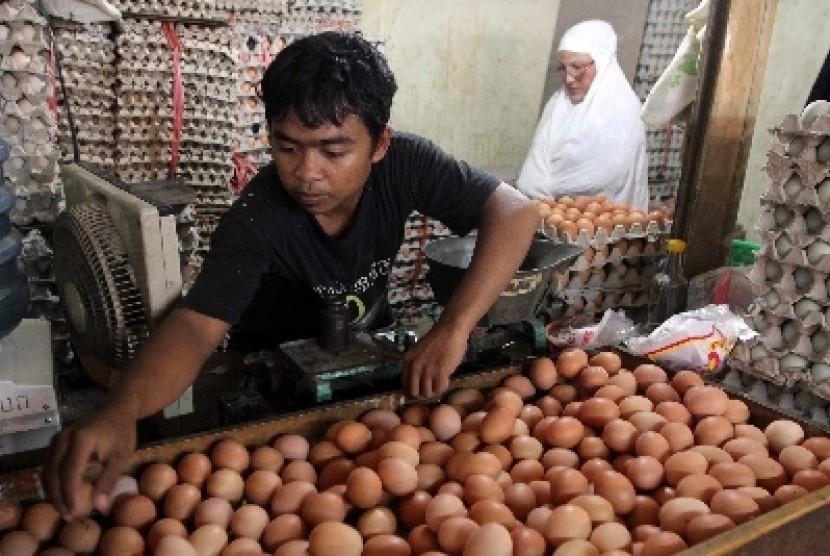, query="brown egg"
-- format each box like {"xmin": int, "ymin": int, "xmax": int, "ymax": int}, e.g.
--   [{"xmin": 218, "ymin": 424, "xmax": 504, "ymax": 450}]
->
[
  {"xmin": 774, "ymin": 484, "xmax": 809, "ymax": 505},
  {"xmin": 112, "ymin": 493, "xmax": 157, "ymax": 530},
  {"xmin": 631, "ymin": 523, "xmax": 661, "ymax": 542},
  {"xmin": 510, "ymin": 525, "xmax": 547, "ymax": 556},
  {"xmin": 654, "ymin": 401, "xmax": 691, "ymax": 425},
  {"xmin": 21, "ymin": 501, "xmax": 62, "ymax": 543},
  {"xmin": 548, "ymin": 467, "xmax": 589, "ymax": 505},
  {"xmin": 551, "ymin": 384, "xmax": 579, "ymax": 405},
  {"xmin": 709, "ymin": 489, "xmax": 760, "ymax": 524},
  {"xmin": 593, "ymin": 384, "xmax": 628, "ymax": 403},
  {"xmin": 543, "ymin": 504, "xmax": 592, "ymax": 546},
  {"xmin": 361, "ymin": 408, "xmax": 402, "ymax": 431},
  {"xmin": 205, "ymin": 468, "xmax": 245, "ymax": 504},
  {"xmin": 628, "ymin": 411, "xmax": 668, "ymax": 433},
  {"xmin": 282, "ymin": 459, "xmax": 317, "ymax": 484},
  {"xmin": 632, "ymin": 364, "xmax": 668, "ymax": 392},
  {"xmin": 618, "ymin": 395, "xmax": 654, "ymax": 418},
  {"xmin": 227, "ymin": 504, "xmax": 269, "ymax": 540},
  {"xmin": 686, "ymin": 513, "xmax": 736, "ymax": 545},
  {"xmin": 308, "ymin": 522, "xmax": 363, "ymax": 556},
  {"xmin": 579, "ymin": 365, "xmax": 610, "ymax": 392},
  {"xmin": 590, "ymin": 351, "xmax": 623, "ymax": 375},
  {"xmin": 645, "ymin": 383, "xmax": 680, "ymax": 405},
  {"xmin": 577, "ymin": 397, "xmax": 620, "ymax": 429},
  {"xmin": 262, "ymin": 514, "xmax": 307, "ymax": 552},
  {"xmin": 793, "ymin": 468, "xmax": 830, "ymax": 491},
  {"xmin": 504, "ymin": 483, "xmax": 537, "ymax": 522},
  {"xmin": 765, "ymin": 420, "xmax": 806, "ymax": 453},
  {"xmin": 639, "ymin": 531, "xmax": 687, "ymax": 556},
  {"xmin": 480, "ymin": 407, "xmax": 517, "ymax": 444},
  {"xmin": 778, "ymin": 444, "xmax": 818, "ymax": 475},
  {"xmin": 425, "ymin": 493, "xmax": 468, "ymax": 532},
  {"xmin": 98, "ymin": 524, "xmax": 145, "ymax": 556},
  {"xmin": 683, "ymin": 386, "xmax": 729, "ymax": 417},
  {"xmin": 318, "ymin": 457, "xmax": 357, "ymax": 489},
  {"xmin": 378, "ymin": 457, "xmax": 419, "ymax": 496},
  {"xmin": 690, "ymin": 445, "xmax": 734, "ymax": 466},
  {"xmin": 590, "ymin": 521, "xmax": 632, "ymax": 553},
  {"xmin": 193, "ymin": 497, "xmax": 234, "ymax": 528},
  {"xmin": 556, "ymin": 349, "xmax": 589, "ymax": 378},
  {"xmin": 580, "ymin": 458, "xmax": 615, "ymax": 484},
  {"xmin": 802, "ymin": 437, "xmax": 830, "ymax": 460},
  {"xmin": 546, "ymin": 416, "xmax": 585, "ymax": 448},
  {"xmin": 634, "ymin": 431, "xmax": 672, "ymax": 462},
  {"xmin": 676, "ymin": 473, "xmax": 723, "ymax": 504},
  {"xmin": 0, "ymin": 500, "xmax": 21, "ymax": 534},
  {"xmin": 694, "ymin": 416, "xmax": 735, "ymax": 446},
  {"xmin": 224, "ymin": 537, "xmax": 266, "ymax": 555},
  {"xmin": 146, "ymin": 518, "xmax": 188, "ymax": 552},
  {"xmin": 250, "ymin": 444, "xmax": 285, "ymax": 472},
  {"xmin": 244, "ymin": 469, "xmax": 281, "ymax": 506},
  {"xmin": 529, "ymin": 357, "xmax": 558, "ymax": 390},
  {"xmin": 273, "ymin": 434, "xmax": 310, "ymax": 460},
  {"xmin": 273, "ymin": 539, "xmax": 311, "ymax": 556},
  {"xmin": 362, "ymin": 533, "xmax": 412, "ymax": 556},
  {"xmin": 58, "ymin": 517, "xmax": 101, "ymax": 554},
  {"xmin": 723, "ymin": 399, "xmax": 751, "ymax": 424},
  {"xmin": 593, "ymin": 470, "xmax": 636, "ymax": 514},
  {"xmin": 503, "ymin": 375, "xmax": 536, "ymax": 399},
  {"xmin": 138, "ymin": 462, "xmax": 178, "ymax": 502},
  {"xmin": 0, "ymin": 530, "xmax": 38, "ymax": 556},
  {"xmin": 577, "ymin": 436, "xmax": 610, "ymax": 461},
  {"xmin": 722, "ymin": 437, "xmax": 769, "ymax": 460},
  {"xmin": 625, "ymin": 456, "xmax": 665, "ymax": 491},
  {"xmin": 468, "ymin": 499, "xmax": 517, "ymax": 529},
  {"xmin": 301, "ymin": 491, "xmax": 347, "ymax": 527},
  {"xmin": 177, "ymin": 452, "xmax": 213, "ymax": 487},
  {"xmin": 462, "ymin": 522, "xmax": 512, "ymax": 556},
  {"xmin": 660, "ymin": 422, "xmax": 694, "ymax": 452},
  {"xmin": 737, "ymin": 486, "xmax": 779, "ymax": 512},
  {"xmin": 738, "ymin": 454, "xmax": 787, "ymax": 492},
  {"xmin": 664, "ymin": 450, "xmax": 708, "ymax": 486},
  {"xmin": 734, "ymin": 424, "xmax": 769, "ymax": 446},
  {"xmin": 609, "ymin": 371, "xmax": 638, "ymax": 397},
  {"xmin": 419, "ymin": 441, "xmax": 455, "ymax": 467},
  {"xmin": 490, "ymin": 388, "xmax": 525, "ymax": 415},
  {"xmin": 333, "ymin": 421, "xmax": 372, "ymax": 454},
  {"xmin": 569, "ymin": 494, "xmax": 616, "ymax": 524},
  {"xmin": 155, "ymin": 535, "xmax": 198, "ymax": 556},
  {"xmin": 190, "ymin": 523, "xmax": 229, "ymax": 555},
  {"xmin": 210, "ymin": 438, "xmax": 250, "ymax": 473},
  {"xmin": 271, "ymin": 480, "xmax": 317, "ymax": 515},
  {"xmin": 670, "ymin": 370, "xmax": 705, "ymax": 395},
  {"xmin": 658, "ymin": 497, "xmax": 710, "ymax": 536}
]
